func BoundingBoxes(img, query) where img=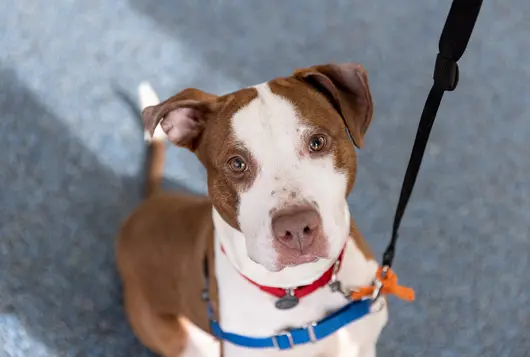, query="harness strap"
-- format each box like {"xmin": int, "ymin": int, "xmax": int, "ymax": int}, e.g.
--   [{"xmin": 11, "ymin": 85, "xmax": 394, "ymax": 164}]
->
[
  {"xmin": 382, "ymin": 0, "xmax": 483, "ymax": 269},
  {"xmin": 209, "ymin": 299, "xmax": 371, "ymax": 350},
  {"xmin": 201, "ymin": 256, "xmax": 372, "ymax": 350}
]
